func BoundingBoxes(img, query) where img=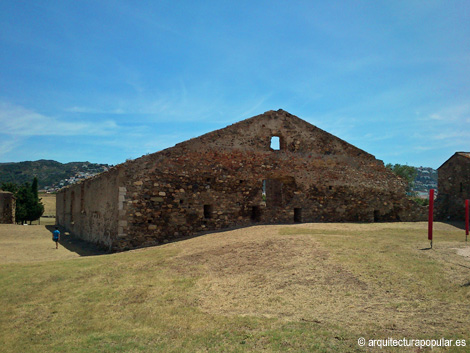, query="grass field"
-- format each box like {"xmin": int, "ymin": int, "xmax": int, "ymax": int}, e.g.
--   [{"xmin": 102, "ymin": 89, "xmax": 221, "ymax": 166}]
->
[
  {"xmin": 39, "ymin": 192, "xmax": 56, "ymax": 218},
  {"xmin": 0, "ymin": 222, "xmax": 469, "ymax": 352},
  {"xmin": 25, "ymin": 193, "xmax": 57, "ymax": 226}
]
